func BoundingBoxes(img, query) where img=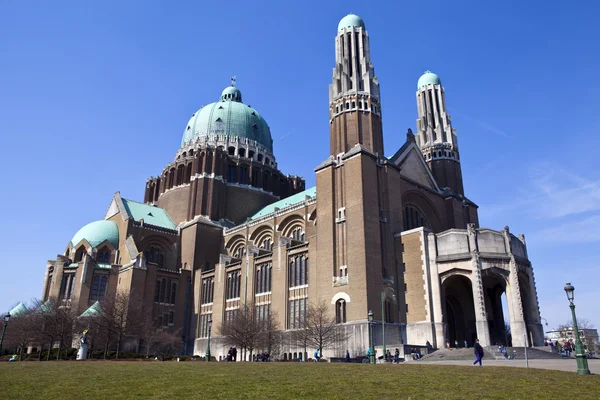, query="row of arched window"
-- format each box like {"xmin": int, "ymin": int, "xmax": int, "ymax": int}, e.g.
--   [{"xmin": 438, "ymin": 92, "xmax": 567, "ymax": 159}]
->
[
  {"xmin": 334, "ymin": 100, "xmax": 378, "ymax": 114},
  {"xmin": 154, "ymin": 278, "xmax": 177, "ymax": 305},
  {"xmin": 145, "ymin": 246, "xmax": 165, "ymax": 267},
  {"xmin": 227, "ymin": 146, "xmax": 273, "ymax": 166},
  {"xmin": 69, "ymin": 245, "xmax": 112, "ymax": 264},
  {"xmin": 403, "ymin": 205, "xmax": 429, "ymax": 231}
]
